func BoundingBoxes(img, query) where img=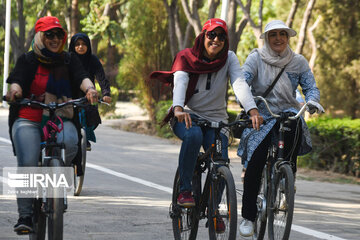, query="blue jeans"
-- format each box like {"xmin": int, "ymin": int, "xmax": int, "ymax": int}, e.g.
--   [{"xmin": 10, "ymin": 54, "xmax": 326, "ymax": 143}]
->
[
  {"xmin": 173, "ymin": 117, "xmax": 228, "ymax": 192},
  {"xmin": 12, "ymin": 118, "xmax": 78, "ymax": 217}
]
